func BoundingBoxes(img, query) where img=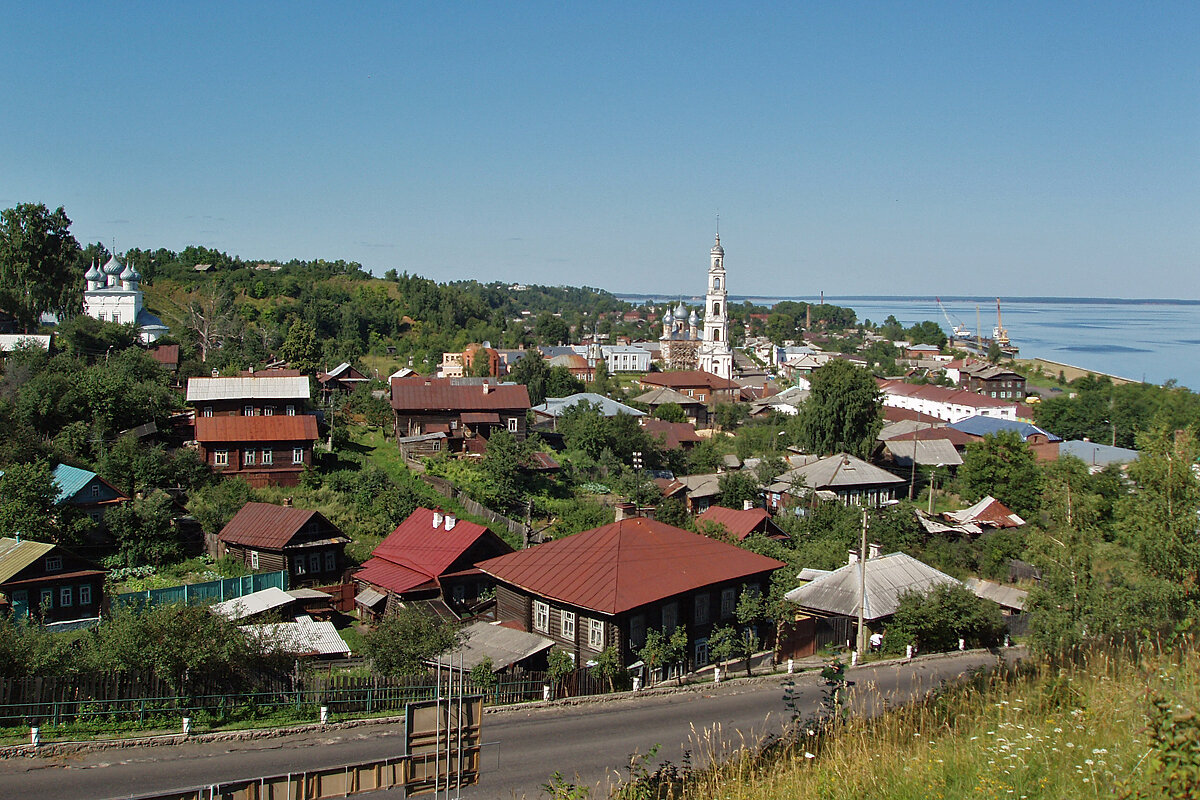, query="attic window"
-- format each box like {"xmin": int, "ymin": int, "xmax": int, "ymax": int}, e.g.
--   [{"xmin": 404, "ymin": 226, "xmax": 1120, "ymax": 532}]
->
[
  {"xmin": 90, "ymin": 484, "xmax": 100, "ymax": 497},
  {"xmin": 45, "ymin": 555, "xmax": 63, "ymax": 572}
]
